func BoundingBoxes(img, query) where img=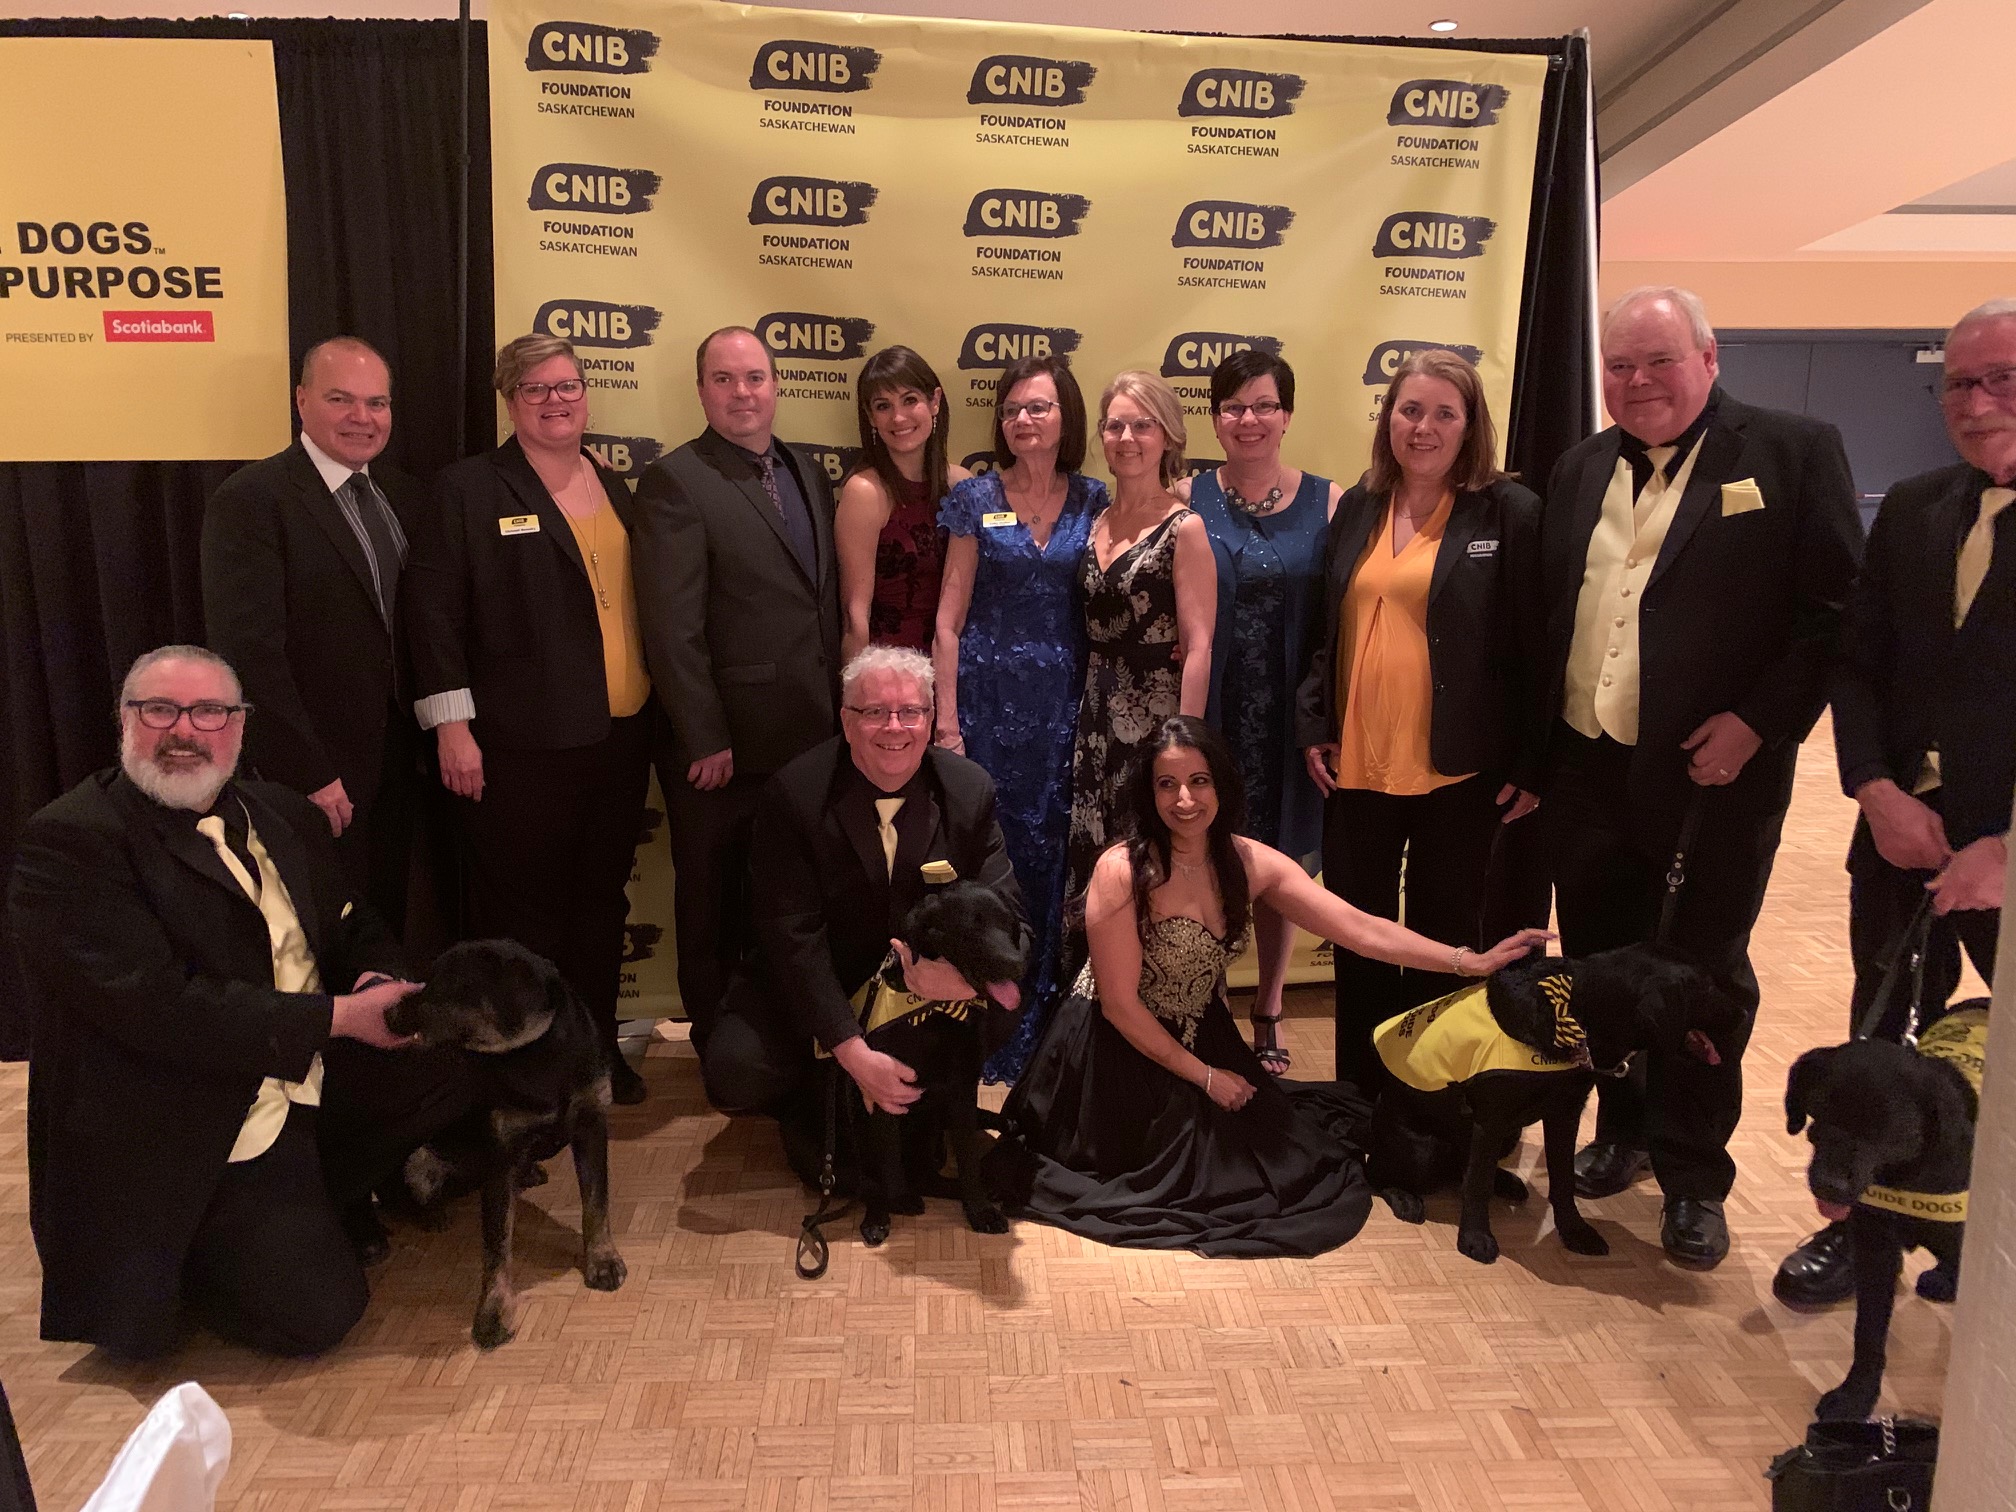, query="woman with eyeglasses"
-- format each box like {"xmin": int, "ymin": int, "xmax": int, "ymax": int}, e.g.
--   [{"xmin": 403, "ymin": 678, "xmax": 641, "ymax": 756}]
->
[
  {"xmin": 403, "ymin": 332, "xmax": 652, "ymax": 1103},
  {"xmin": 837, "ymin": 346, "xmax": 970, "ymax": 661},
  {"xmin": 1064, "ymin": 370, "xmax": 1216, "ymax": 902},
  {"xmin": 934, "ymin": 353, "xmax": 1108, "ymax": 1082},
  {"xmin": 1181, "ymin": 349, "xmax": 1341, "ymax": 1076}
]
